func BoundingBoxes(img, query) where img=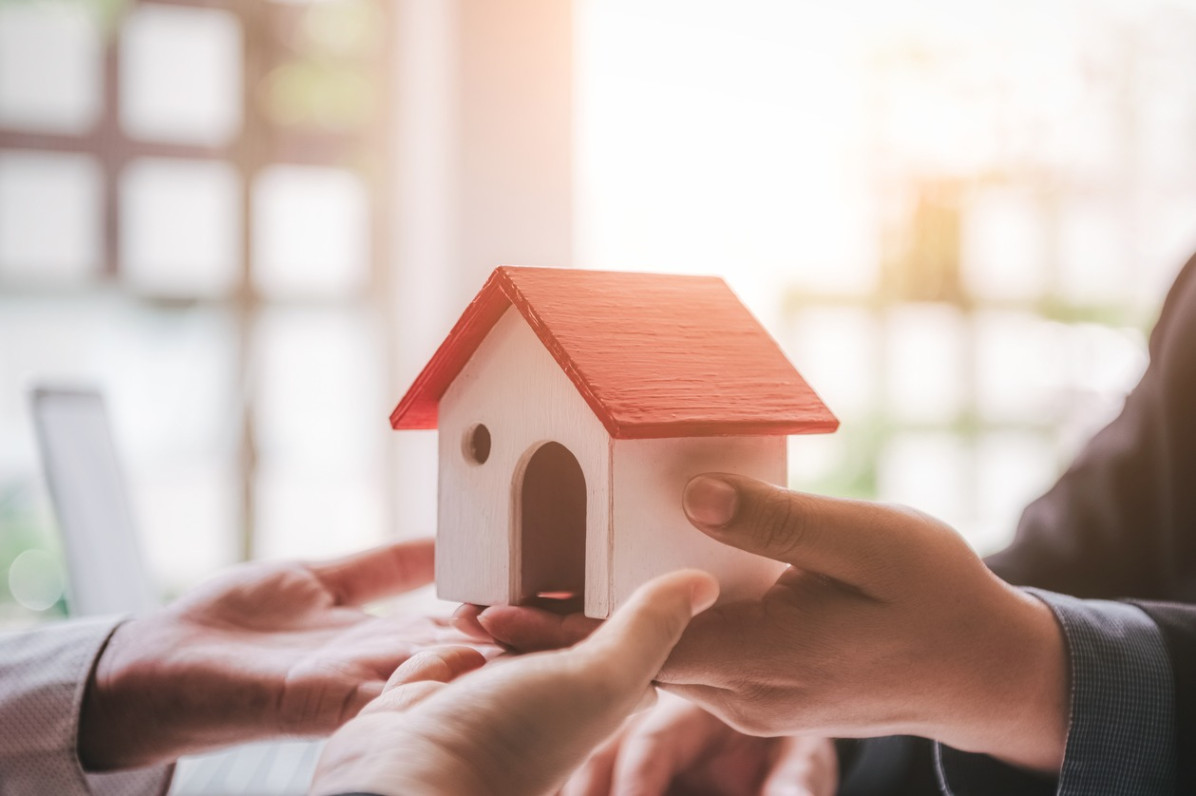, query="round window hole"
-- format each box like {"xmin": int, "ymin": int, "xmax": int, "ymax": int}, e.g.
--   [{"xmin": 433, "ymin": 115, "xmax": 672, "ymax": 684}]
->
[{"xmin": 464, "ymin": 423, "xmax": 491, "ymax": 464}]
